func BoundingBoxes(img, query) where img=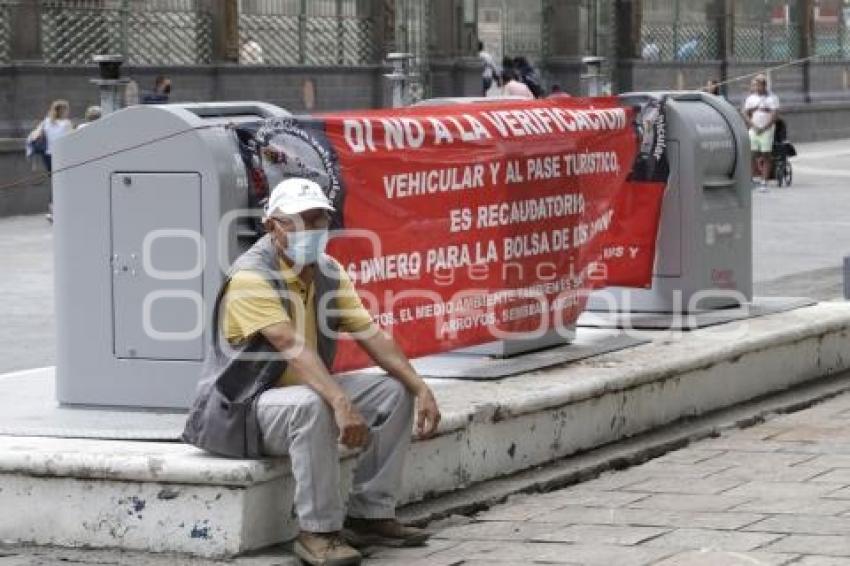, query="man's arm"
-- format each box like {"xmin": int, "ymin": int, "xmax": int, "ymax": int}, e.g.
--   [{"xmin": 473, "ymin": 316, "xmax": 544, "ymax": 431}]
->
[
  {"xmin": 765, "ymin": 97, "xmax": 779, "ymax": 128},
  {"xmin": 261, "ymin": 321, "xmax": 369, "ymax": 449},
  {"xmin": 329, "ymin": 265, "xmax": 441, "ymax": 437},
  {"xmin": 742, "ymin": 96, "xmax": 757, "ymax": 128},
  {"xmin": 765, "ymin": 110, "xmax": 777, "ymax": 130},
  {"xmin": 354, "ymin": 326, "xmax": 441, "ymax": 438}
]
